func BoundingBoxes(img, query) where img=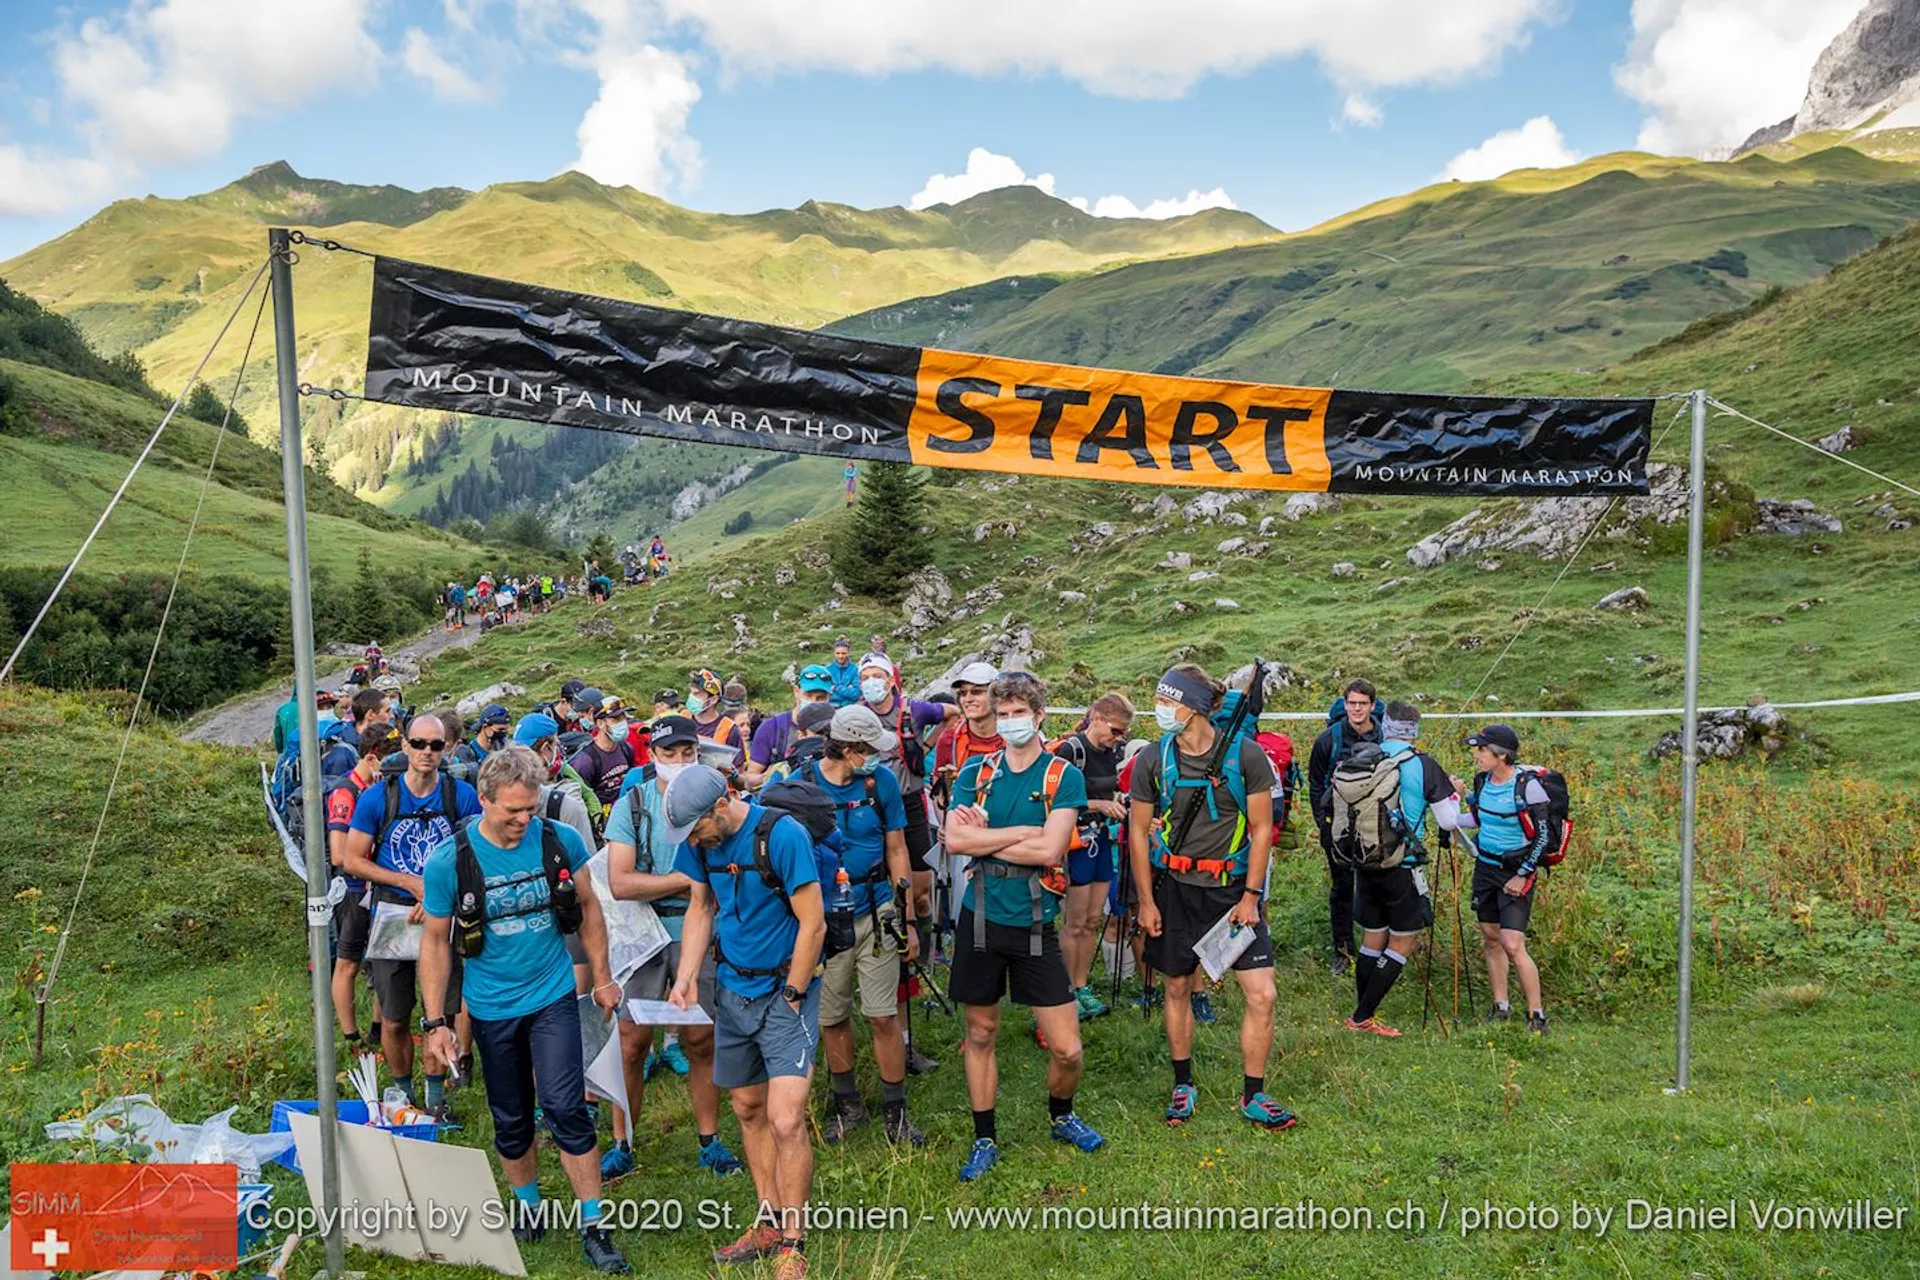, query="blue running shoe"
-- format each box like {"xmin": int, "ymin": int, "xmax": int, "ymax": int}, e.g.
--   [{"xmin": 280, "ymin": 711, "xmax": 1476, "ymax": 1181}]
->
[
  {"xmin": 643, "ymin": 1050, "xmax": 661, "ymax": 1081},
  {"xmin": 1241, "ymin": 1092, "xmax": 1299, "ymax": 1131},
  {"xmin": 1190, "ymin": 989, "xmax": 1218, "ymax": 1025},
  {"xmin": 1050, "ymin": 1113, "xmax": 1106, "ymax": 1152},
  {"xmin": 1165, "ymin": 1083, "xmax": 1198, "ymax": 1126},
  {"xmin": 697, "ymin": 1137, "xmax": 743, "ymax": 1177},
  {"xmin": 600, "ymin": 1144, "xmax": 635, "ymax": 1181},
  {"xmin": 660, "ymin": 1041, "xmax": 691, "ymax": 1076},
  {"xmin": 959, "ymin": 1138, "xmax": 1000, "ymax": 1182}
]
